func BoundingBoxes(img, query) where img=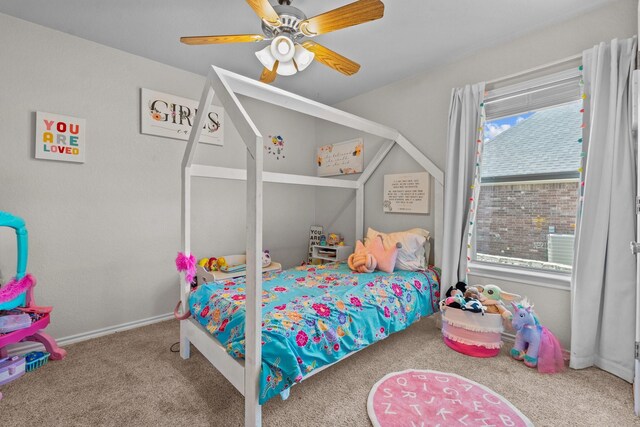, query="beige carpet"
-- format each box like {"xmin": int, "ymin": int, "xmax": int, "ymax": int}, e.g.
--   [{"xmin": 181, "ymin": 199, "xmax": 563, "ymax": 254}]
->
[{"xmin": 1, "ymin": 317, "xmax": 637, "ymax": 426}]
